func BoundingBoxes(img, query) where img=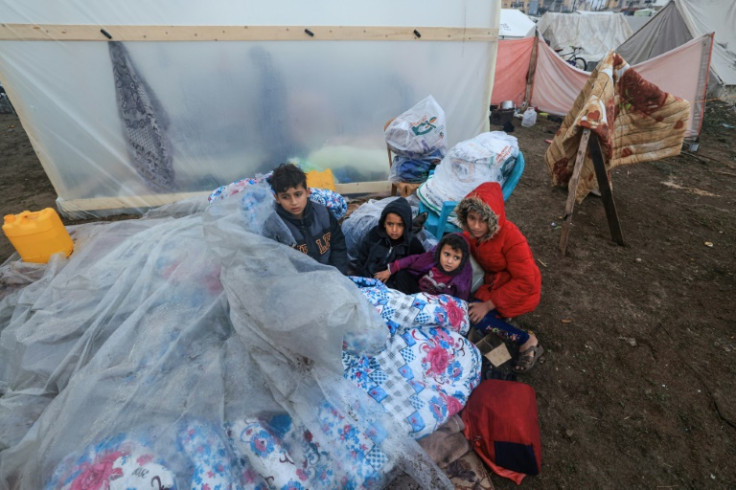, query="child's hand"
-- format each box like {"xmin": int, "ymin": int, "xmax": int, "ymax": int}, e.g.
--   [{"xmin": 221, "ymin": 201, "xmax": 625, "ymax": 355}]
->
[
  {"xmin": 468, "ymin": 300, "xmax": 494, "ymax": 323},
  {"xmin": 374, "ymin": 270, "xmax": 391, "ymax": 283}
]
